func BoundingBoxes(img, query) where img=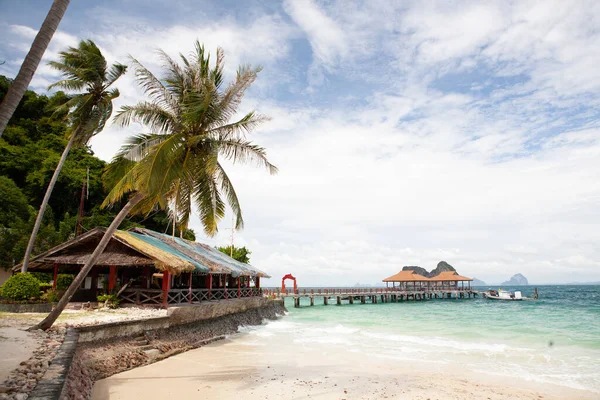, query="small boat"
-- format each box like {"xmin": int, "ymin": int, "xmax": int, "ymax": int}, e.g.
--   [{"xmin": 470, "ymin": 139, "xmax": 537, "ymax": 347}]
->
[{"xmin": 482, "ymin": 289, "xmax": 524, "ymax": 301}]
